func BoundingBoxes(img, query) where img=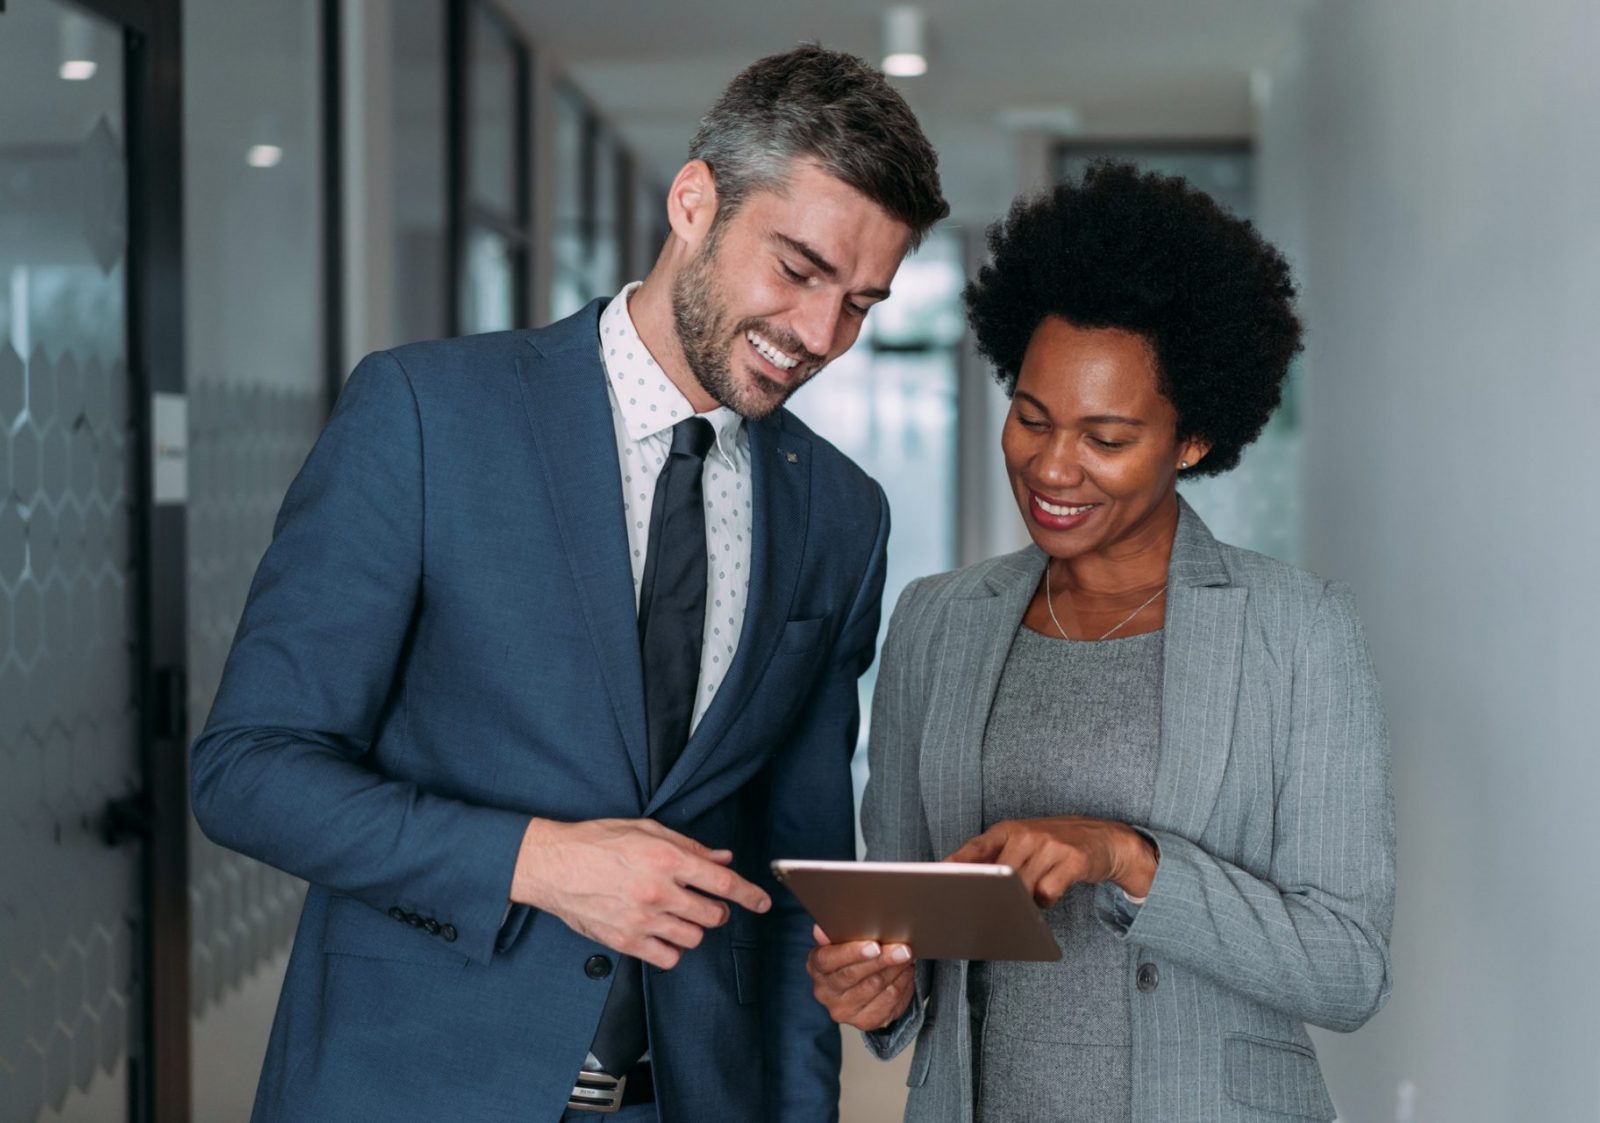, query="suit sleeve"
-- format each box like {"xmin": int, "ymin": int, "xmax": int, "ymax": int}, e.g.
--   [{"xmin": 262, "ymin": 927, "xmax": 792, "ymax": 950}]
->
[
  {"xmin": 858, "ymin": 578, "xmax": 937, "ymax": 1060},
  {"xmin": 750, "ymin": 482, "xmax": 889, "ymax": 1123},
  {"xmin": 190, "ymin": 352, "xmax": 531, "ymax": 968},
  {"xmin": 1093, "ymin": 581, "xmax": 1396, "ymax": 1032}
]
